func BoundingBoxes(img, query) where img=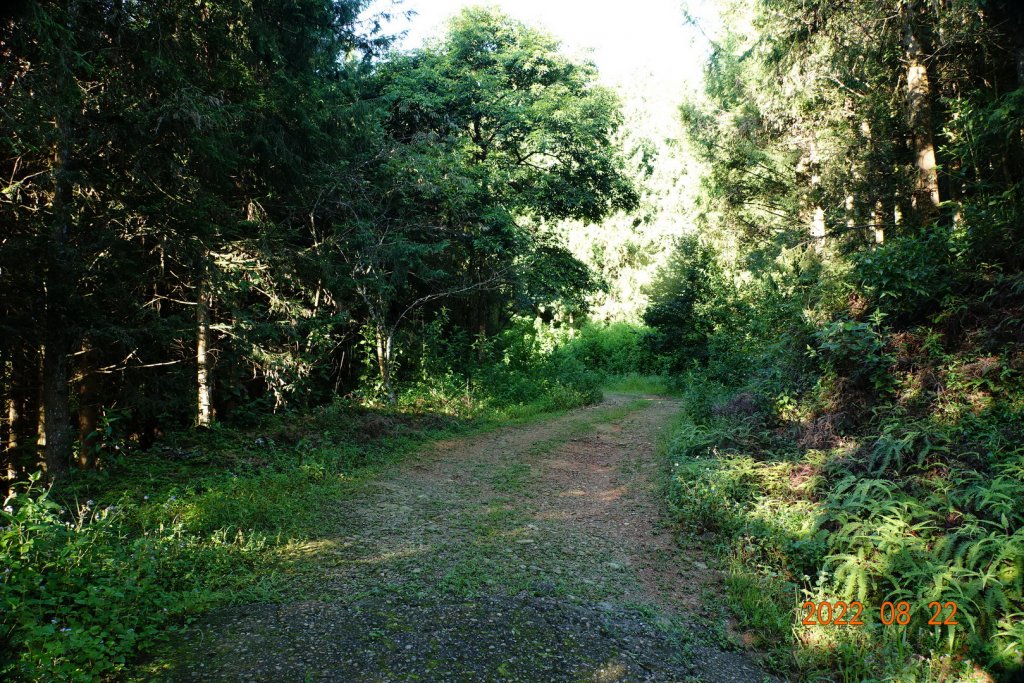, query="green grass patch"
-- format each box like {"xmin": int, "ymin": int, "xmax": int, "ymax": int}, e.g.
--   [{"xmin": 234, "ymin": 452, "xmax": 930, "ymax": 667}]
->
[{"xmin": 489, "ymin": 462, "xmax": 533, "ymax": 493}]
